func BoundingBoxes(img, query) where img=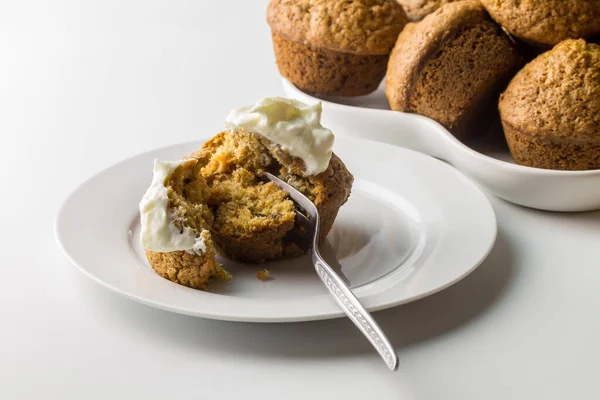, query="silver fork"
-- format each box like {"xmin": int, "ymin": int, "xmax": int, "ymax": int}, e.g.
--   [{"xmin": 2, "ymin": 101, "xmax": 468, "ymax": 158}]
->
[{"xmin": 264, "ymin": 172, "xmax": 399, "ymax": 371}]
